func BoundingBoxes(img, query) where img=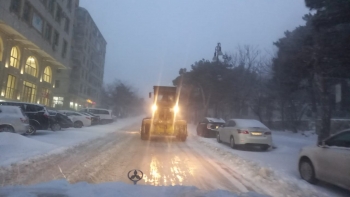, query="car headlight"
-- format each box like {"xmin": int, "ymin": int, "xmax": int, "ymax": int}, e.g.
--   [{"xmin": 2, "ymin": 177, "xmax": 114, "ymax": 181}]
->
[{"xmin": 152, "ymin": 104, "xmax": 157, "ymax": 111}]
